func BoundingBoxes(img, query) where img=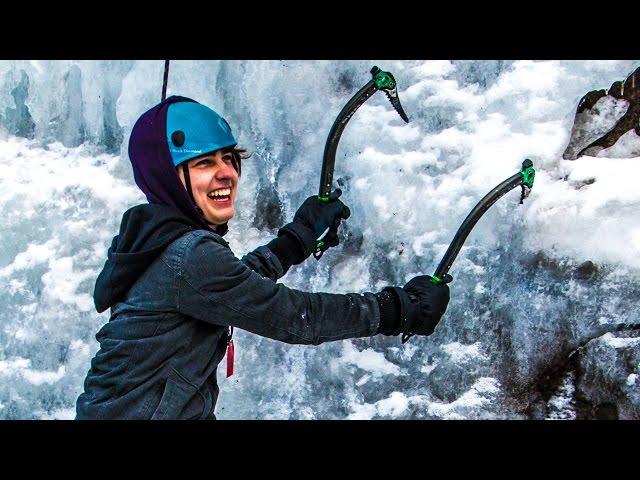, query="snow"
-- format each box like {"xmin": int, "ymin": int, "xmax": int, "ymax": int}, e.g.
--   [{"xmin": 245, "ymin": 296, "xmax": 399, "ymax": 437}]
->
[
  {"xmin": 0, "ymin": 357, "xmax": 65, "ymax": 385},
  {"xmin": 442, "ymin": 342, "xmax": 486, "ymax": 364},
  {"xmin": 22, "ymin": 366, "xmax": 66, "ymax": 386},
  {"xmin": 347, "ymin": 391, "xmax": 412, "ymax": 419},
  {"xmin": 41, "ymin": 257, "xmax": 94, "ymax": 312},
  {"xmin": 347, "ymin": 402, "xmax": 378, "ymax": 420},
  {"xmin": 0, "ymin": 357, "xmax": 31, "ymax": 374},
  {"xmin": 37, "ymin": 407, "xmax": 75, "ymax": 420},
  {"xmin": 425, "ymin": 378, "xmax": 501, "ymax": 420},
  {"xmin": 376, "ymin": 392, "xmax": 410, "ymax": 417},
  {"xmin": 355, "ymin": 374, "xmax": 371, "ymax": 387},
  {"xmin": 340, "ymin": 342, "xmax": 402, "ymax": 377},
  {"xmin": 0, "ymin": 240, "xmax": 59, "ymax": 277},
  {"xmin": 602, "ymin": 333, "xmax": 640, "ymax": 349},
  {"xmin": 346, "ymin": 377, "xmax": 502, "ymax": 420},
  {"xmin": 411, "ymin": 61, "xmax": 455, "ymax": 79},
  {"xmin": 524, "ymin": 156, "xmax": 640, "ymax": 271},
  {"xmin": 546, "ymin": 371, "xmax": 577, "ymax": 420},
  {"xmin": 599, "ymin": 129, "xmax": 640, "ymax": 158},
  {"xmin": 420, "ymin": 362, "xmax": 438, "ymax": 375}
]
